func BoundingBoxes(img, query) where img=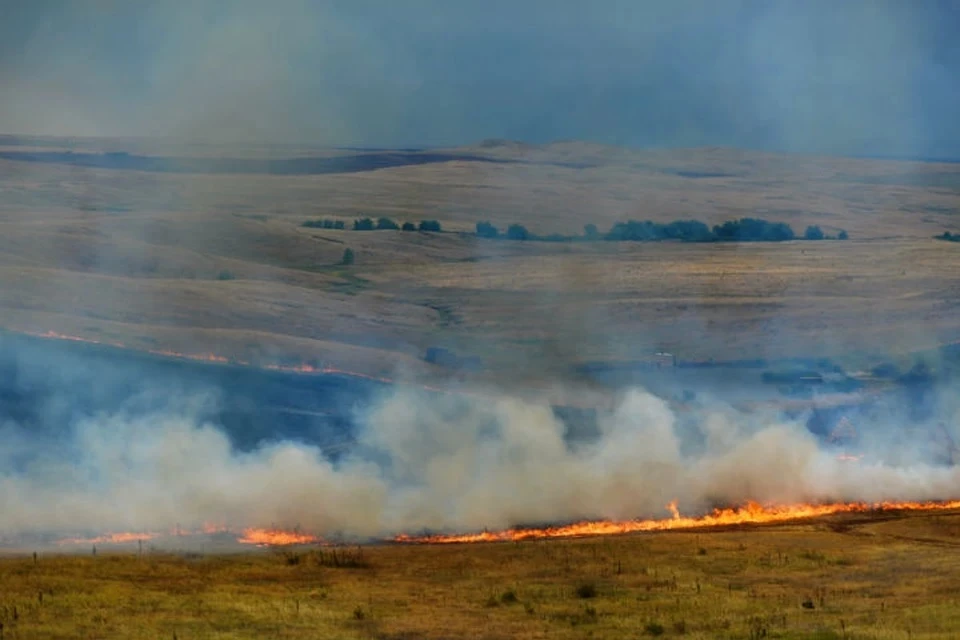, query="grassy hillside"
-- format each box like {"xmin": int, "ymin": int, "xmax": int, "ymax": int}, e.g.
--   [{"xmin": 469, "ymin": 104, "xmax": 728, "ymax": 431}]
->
[
  {"xmin": 1, "ymin": 136, "xmax": 959, "ymax": 384},
  {"xmin": 3, "ymin": 510, "xmax": 960, "ymax": 639}
]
